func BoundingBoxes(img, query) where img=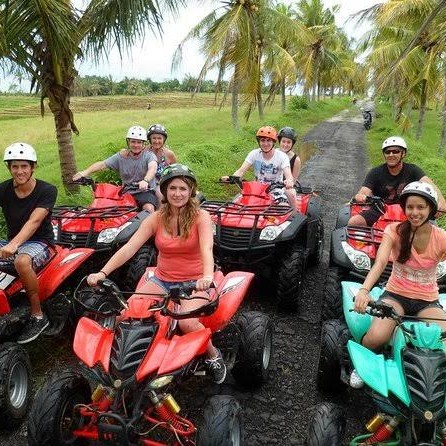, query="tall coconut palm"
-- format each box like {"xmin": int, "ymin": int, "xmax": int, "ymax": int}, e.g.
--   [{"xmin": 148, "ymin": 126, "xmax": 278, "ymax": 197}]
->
[
  {"xmin": 172, "ymin": 0, "xmax": 310, "ymax": 128},
  {"xmin": 0, "ymin": 0, "xmax": 183, "ymax": 190}
]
